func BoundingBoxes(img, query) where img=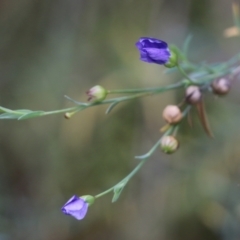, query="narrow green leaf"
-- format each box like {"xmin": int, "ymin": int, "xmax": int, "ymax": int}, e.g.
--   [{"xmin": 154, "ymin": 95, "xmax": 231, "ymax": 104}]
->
[
  {"xmin": 105, "ymin": 102, "xmax": 119, "ymax": 114},
  {"xmin": 64, "ymin": 95, "xmax": 87, "ymax": 106},
  {"xmin": 15, "ymin": 109, "xmax": 32, "ymax": 113},
  {"xmin": 0, "ymin": 113, "xmax": 20, "ymax": 119},
  {"xmin": 18, "ymin": 111, "xmax": 45, "ymax": 120},
  {"xmin": 183, "ymin": 34, "xmax": 192, "ymax": 55},
  {"xmin": 112, "ymin": 181, "xmax": 127, "ymax": 203},
  {"xmin": 0, "ymin": 106, "xmax": 13, "ymax": 113}
]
